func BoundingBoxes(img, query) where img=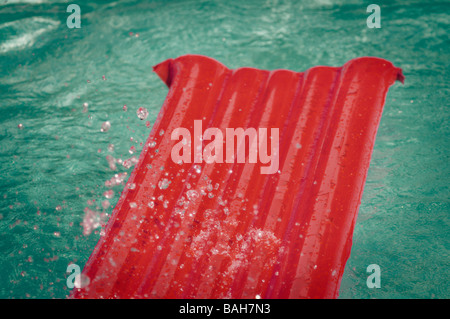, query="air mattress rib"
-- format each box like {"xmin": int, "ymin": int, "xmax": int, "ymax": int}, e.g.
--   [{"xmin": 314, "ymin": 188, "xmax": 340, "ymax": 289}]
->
[{"xmin": 71, "ymin": 55, "xmax": 403, "ymax": 299}]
